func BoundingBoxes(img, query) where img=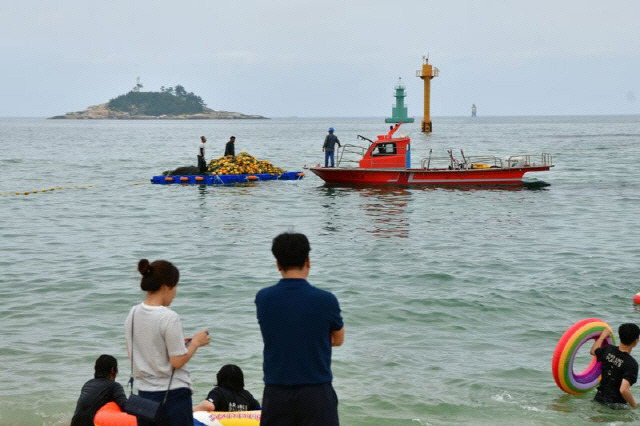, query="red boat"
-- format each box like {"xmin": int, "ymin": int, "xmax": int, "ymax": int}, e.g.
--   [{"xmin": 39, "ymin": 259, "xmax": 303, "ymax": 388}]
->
[{"xmin": 310, "ymin": 123, "xmax": 553, "ymax": 186}]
